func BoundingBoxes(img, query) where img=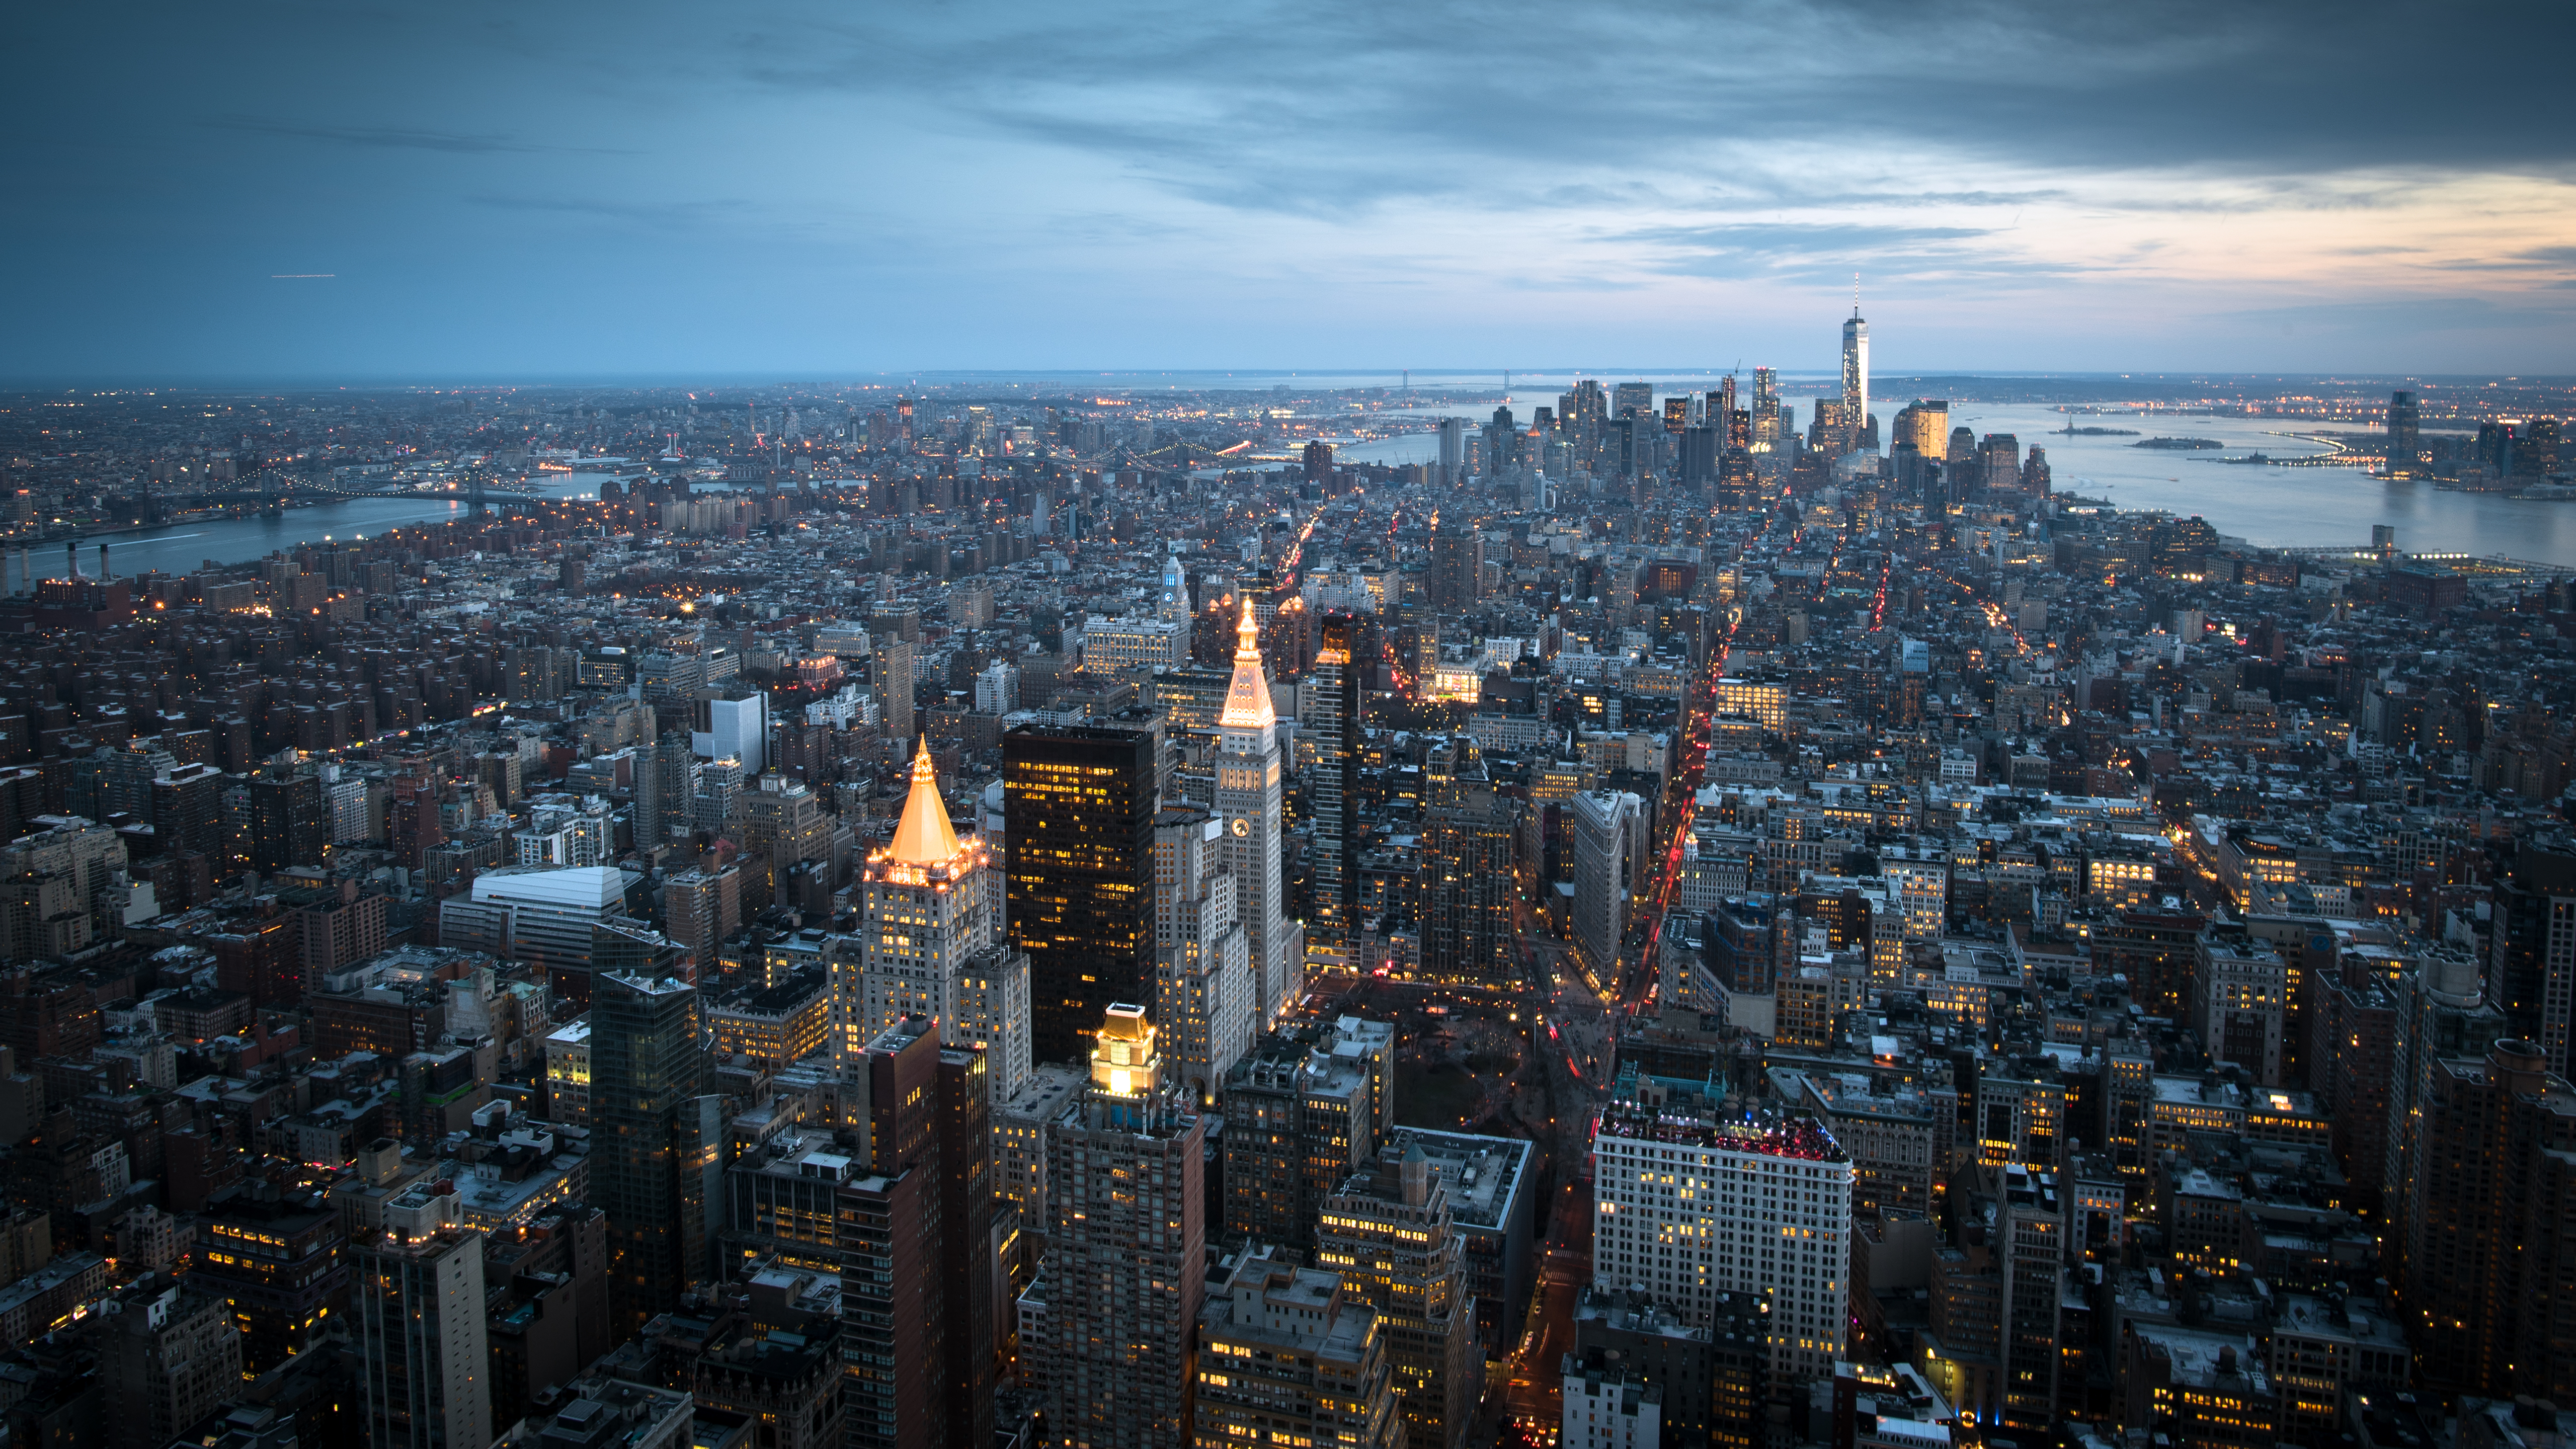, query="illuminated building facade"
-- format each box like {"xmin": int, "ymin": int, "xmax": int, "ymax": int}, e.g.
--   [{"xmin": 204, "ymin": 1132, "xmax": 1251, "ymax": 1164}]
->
[
  {"xmin": 846, "ymin": 740, "xmax": 1031, "ymax": 1101},
  {"xmin": 1591, "ymin": 1105, "xmax": 1855, "ymax": 1381},
  {"xmin": 1214, "ymin": 601, "xmax": 1302, "ymax": 1025},
  {"xmin": 1037, "ymin": 1006, "xmax": 1208, "ymax": 1449}
]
